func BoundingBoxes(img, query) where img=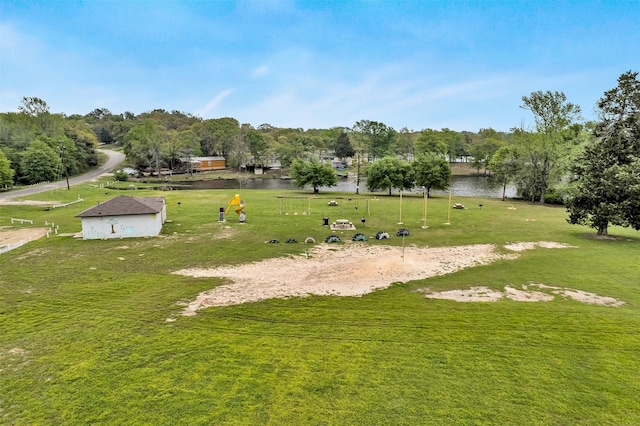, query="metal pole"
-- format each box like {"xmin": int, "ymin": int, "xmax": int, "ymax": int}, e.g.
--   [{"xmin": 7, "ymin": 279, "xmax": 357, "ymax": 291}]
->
[{"xmin": 355, "ymin": 149, "xmax": 360, "ymax": 195}]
